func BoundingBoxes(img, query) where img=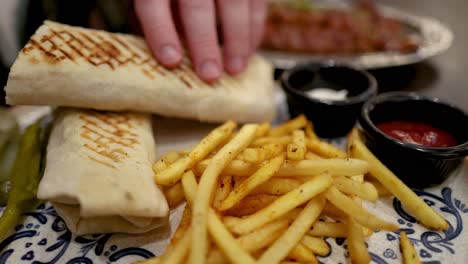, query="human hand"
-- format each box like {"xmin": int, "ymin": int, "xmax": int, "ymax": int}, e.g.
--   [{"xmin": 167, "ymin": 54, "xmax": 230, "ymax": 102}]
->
[{"xmin": 134, "ymin": 0, "xmax": 266, "ymax": 82}]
